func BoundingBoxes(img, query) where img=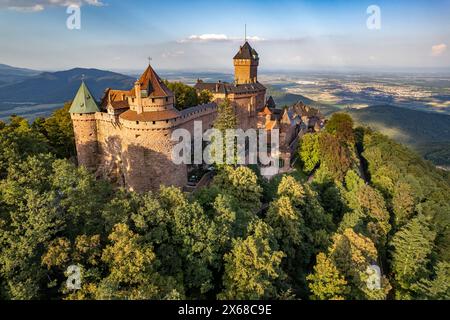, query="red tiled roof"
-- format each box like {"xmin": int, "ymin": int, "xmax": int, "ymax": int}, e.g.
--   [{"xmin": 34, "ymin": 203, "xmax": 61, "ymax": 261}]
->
[
  {"xmin": 138, "ymin": 65, "xmax": 173, "ymax": 98},
  {"xmin": 109, "ymin": 100, "xmax": 129, "ymax": 110},
  {"xmin": 101, "ymin": 88, "xmax": 132, "ymax": 108}
]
